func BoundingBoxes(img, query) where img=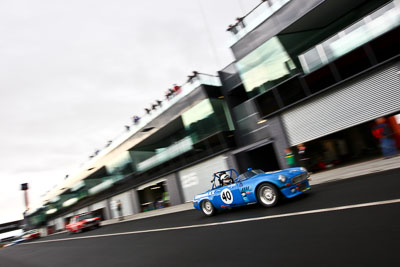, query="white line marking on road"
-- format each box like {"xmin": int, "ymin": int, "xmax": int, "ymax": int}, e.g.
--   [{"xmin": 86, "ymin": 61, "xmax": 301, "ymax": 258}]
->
[{"xmin": 23, "ymin": 198, "xmax": 400, "ymax": 245}]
